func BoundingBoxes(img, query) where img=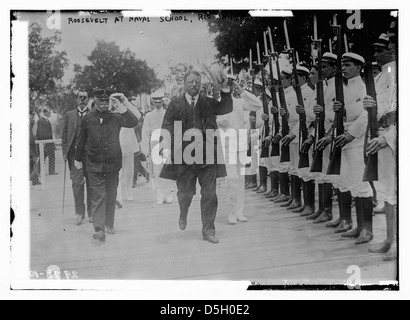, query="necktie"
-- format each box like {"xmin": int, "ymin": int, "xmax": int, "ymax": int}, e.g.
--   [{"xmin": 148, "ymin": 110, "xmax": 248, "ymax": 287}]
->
[
  {"xmin": 191, "ymin": 97, "xmax": 196, "ymax": 109},
  {"xmin": 78, "ymin": 109, "xmax": 87, "ymax": 118}
]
